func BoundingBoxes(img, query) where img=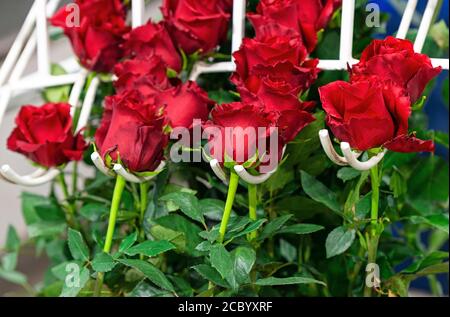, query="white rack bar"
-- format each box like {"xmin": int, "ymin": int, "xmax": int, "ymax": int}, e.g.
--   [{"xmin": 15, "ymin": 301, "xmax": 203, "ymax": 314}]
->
[
  {"xmin": 414, "ymin": 0, "xmax": 439, "ymax": 53},
  {"xmin": 339, "ymin": 0, "xmax": 356, "ymax": 65},
  {"xmin": 36, "ymin": 0, "xmax": 51, "ymax": 76},
  {"xmin": 397, "ymin": 0, "xmax": 418, "ymax": 39},
  {"xmin": 131, "ymin": 0, "xmax": 145, "ymax": 28}
]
